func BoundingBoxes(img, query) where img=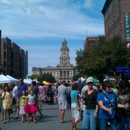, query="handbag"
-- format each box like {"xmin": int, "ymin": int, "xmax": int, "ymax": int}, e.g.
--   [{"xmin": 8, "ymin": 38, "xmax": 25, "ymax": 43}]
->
[{"xmin": 102, "ymin": 92, "xmax": 122, "ymax": 123}]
